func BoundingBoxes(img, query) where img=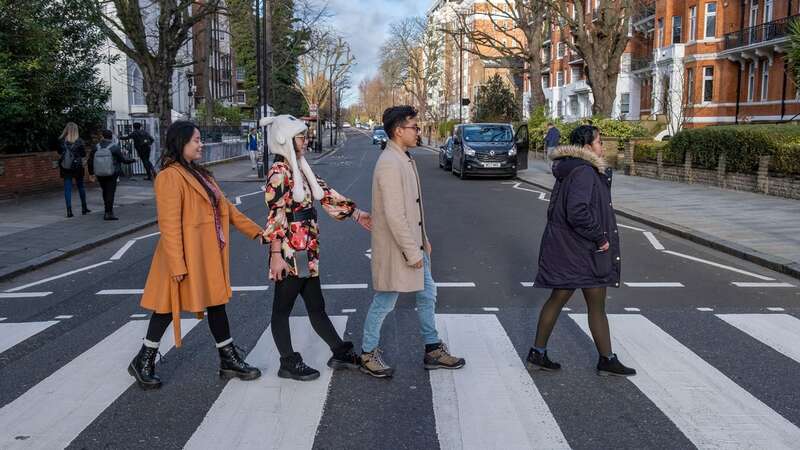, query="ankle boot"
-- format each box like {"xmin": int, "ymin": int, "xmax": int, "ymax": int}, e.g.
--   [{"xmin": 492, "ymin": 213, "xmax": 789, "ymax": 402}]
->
[
  {"xmin": 278, "ymin": 352, "xmax": 320, "ymax": 381},
  {"xmin": 218, "ymin": 342, "xmax": 261, "ymax": 380},
  {"xmin": 128, "ymin": 344, "xmax": 162, "ymax": 389},
  {"xmin": 327, "ymin": 341, "xmax": 359, "ymax": 370},
  {"xmin": 104, "ymin": 212, "xmax": 119, "ymax": 221},
  {"xmin": 81, "ymin": 206, "xmax": 91, "ymax": 215},
  {"xmin": 66, "ymin": 206, "xmax": 74, "ymax": 218},
  {"xmin": 597, "ymin": 353, "xmax": 637, "ymax": 377}
]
